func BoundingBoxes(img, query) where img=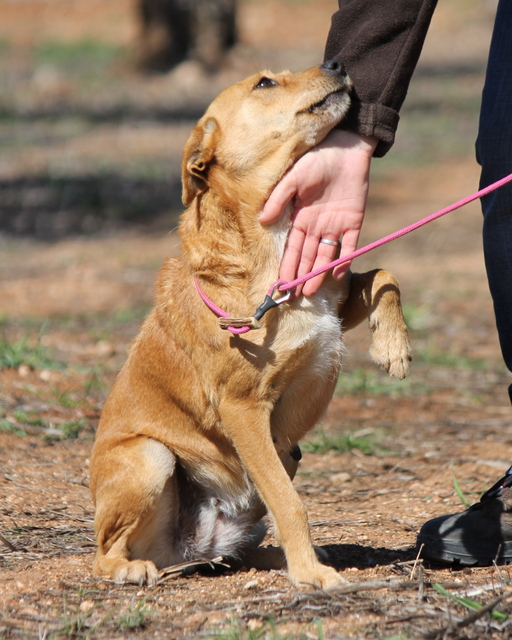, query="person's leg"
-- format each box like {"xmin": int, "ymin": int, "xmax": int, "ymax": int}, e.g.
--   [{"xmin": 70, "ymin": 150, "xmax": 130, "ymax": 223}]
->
[
  {"xmin": 478, "ymin": 0, "xmax": 512, "ymax": 391},
  {"xmin": 418, "ymin": 0, "xmax": 512, "ymax": 565}
]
